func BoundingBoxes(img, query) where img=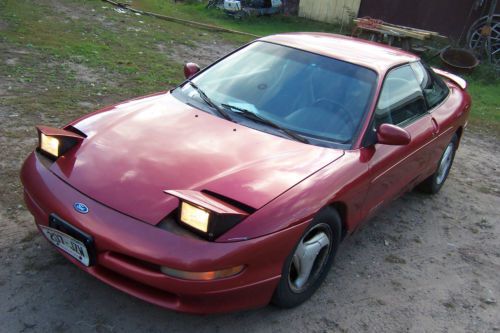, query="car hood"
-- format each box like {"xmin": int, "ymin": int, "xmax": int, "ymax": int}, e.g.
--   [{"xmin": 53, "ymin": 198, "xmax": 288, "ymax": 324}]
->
[{"xmin": 50, "ymin": 92, "xmax": 344, "ymax": 224}]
